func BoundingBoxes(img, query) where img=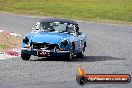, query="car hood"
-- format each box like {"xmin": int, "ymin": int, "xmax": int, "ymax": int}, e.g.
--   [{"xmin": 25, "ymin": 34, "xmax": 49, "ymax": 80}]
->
[{"xmin": 30, "ymin": 32, "xmax": 70, "ymax": 44}]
